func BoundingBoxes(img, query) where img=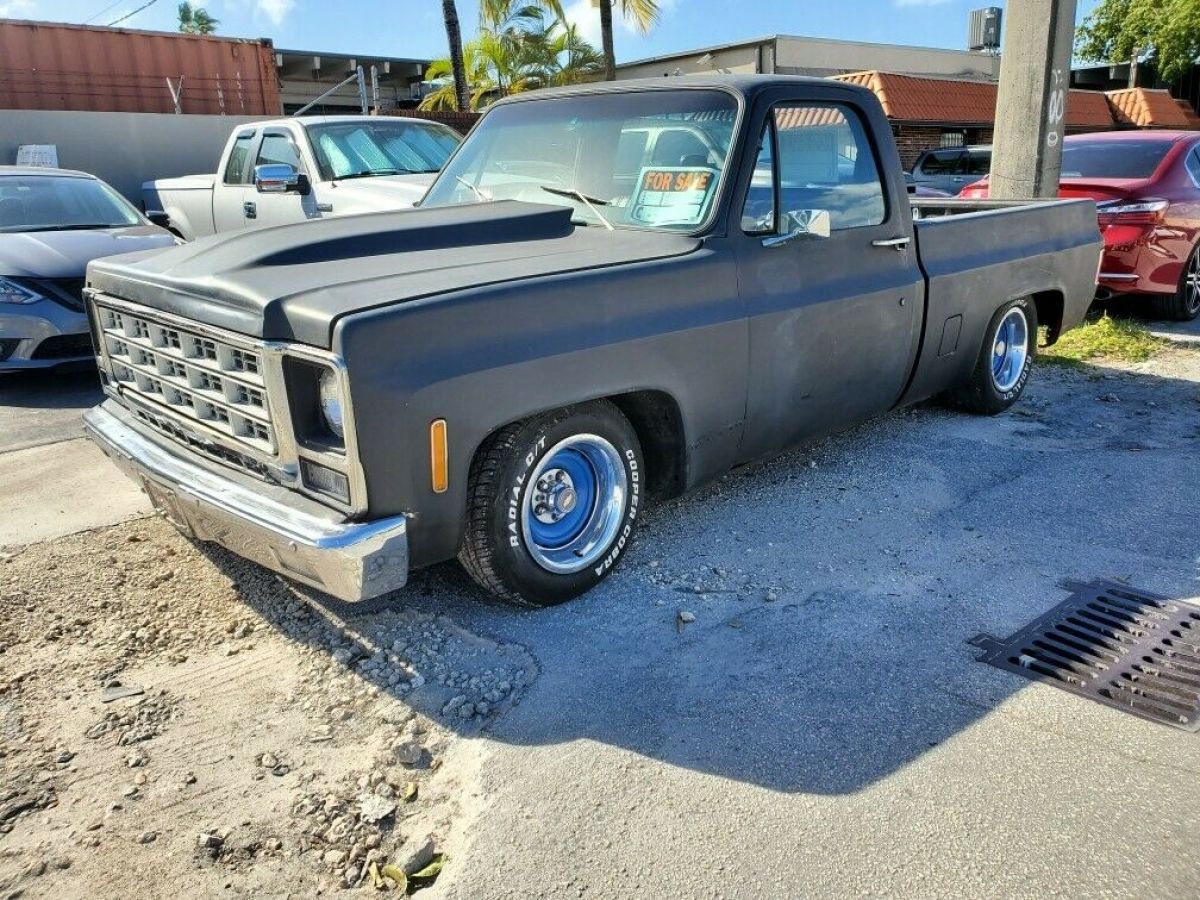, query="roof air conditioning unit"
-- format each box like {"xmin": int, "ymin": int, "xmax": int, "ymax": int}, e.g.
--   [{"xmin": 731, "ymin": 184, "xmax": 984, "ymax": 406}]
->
[{"xmin": 968, "ymin": 7, "xmax": 1002, "ymax": 53}]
